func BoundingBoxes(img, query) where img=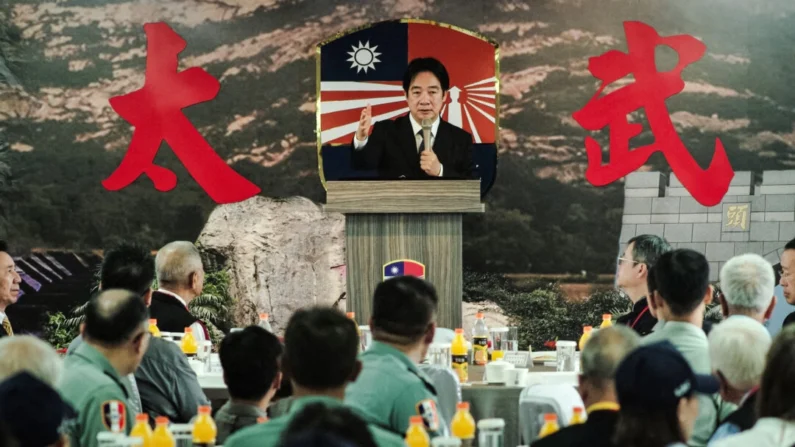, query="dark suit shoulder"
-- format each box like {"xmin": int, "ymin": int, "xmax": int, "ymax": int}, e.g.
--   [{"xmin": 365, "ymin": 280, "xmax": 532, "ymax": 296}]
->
[
  {"xmin": 784, "ymin": 311, "xmax": 795, "ymax": 328},
  {"xmin": 532, "ymin": 411, "xmax": 618, "ymax": 447},
  {"xmin": 439, "ymin": 119, "xmax": 472, "ymax": 141}
]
